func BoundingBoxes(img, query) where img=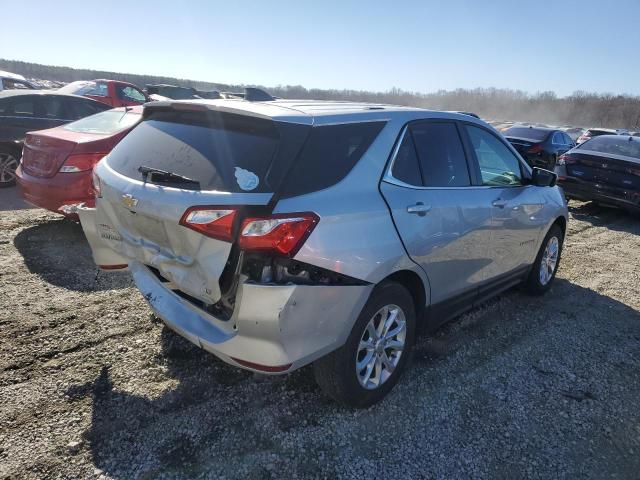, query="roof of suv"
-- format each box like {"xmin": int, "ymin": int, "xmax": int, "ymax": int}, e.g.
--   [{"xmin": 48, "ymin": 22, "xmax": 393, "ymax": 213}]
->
[{"xmin": 145, "ymin": 98, "xmax": 479, "ymax": 125}]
